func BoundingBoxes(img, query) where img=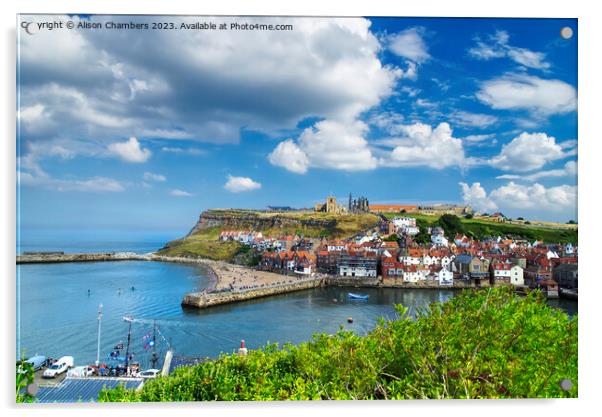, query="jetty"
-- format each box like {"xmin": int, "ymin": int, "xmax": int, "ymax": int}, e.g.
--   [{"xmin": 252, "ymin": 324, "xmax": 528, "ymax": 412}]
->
[
  {"xmin": 181, "ymin": 277, "xmax": 324, "ymax": 309},
  {"xmin": 17, "ymin": 252, "xmax": 152, "ymax": 264}
]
